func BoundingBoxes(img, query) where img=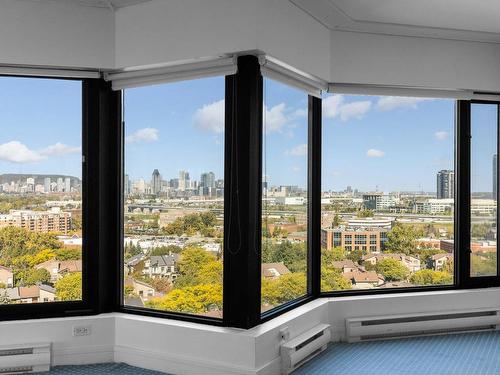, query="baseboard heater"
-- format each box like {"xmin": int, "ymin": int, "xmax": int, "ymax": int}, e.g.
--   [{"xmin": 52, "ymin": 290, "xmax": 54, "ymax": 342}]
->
[
  {"xmin": 281, "ymin": 324, "xmax": 331, "ymax": 374},
  {"xmin": 0, "ymin": 343, "xmax": 51, "ymax": 374},
  {"xmin": 346, "ymin": 308, "xmax": 500, "ymax": 343}
]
